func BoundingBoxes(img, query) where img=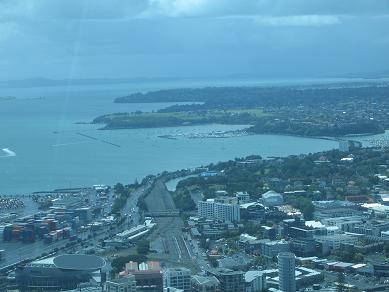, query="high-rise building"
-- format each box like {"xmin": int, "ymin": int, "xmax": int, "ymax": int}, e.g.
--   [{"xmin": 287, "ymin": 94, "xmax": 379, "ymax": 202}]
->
[
  {"xmin": 198, "ymin": 200, "xmax": 216, "ymax": 220},
  {"xmin": 197, "ymin": 199, "xmax": 240, "ymax": 222},
  {"xmin": 278, "ymin": 252, "xmax": 296, "ymax": 292},
  {"xmin": 191, "ymin": 275, "xmax": 220, "ymax": 292},
  {"xmin": 163, "ymin": 268, "xmax": 191, "ymax": 292},
  {"xmin": 207, "ymin": 268, "xmax": 245, "ymax": 292},
  {"xmin": 106, "ymin": 274, "xmax": 137, "ymax": 292},
  {"xmin": 214, "ymin": 202, "xmax": 240, "ymax": 222}
]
